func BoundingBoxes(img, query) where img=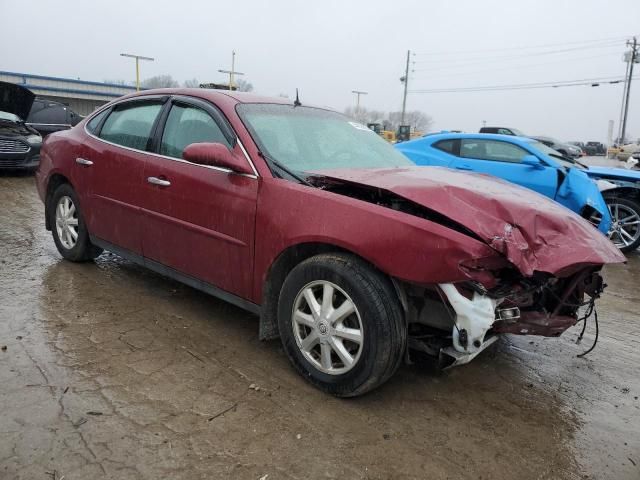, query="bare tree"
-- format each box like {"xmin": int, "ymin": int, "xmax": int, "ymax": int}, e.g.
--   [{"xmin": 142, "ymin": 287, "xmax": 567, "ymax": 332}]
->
[
  {"xmin": 142, "ymin": 75, "xmax": 179, "ymax": 89},
  {"xmin": 386, "ymin": 111, "xmax": 433, "ymax": 132},
  {"xmin": 235, "ymin": 79, "xmax": 254, "ymax": 92},
  {"xmin": 183, "ymin": 78, "xmax": 200, "ymax": 88},
  {"xmin": 344, "ymin": 107, "xmax": 432, "ymax": 132},
  {"xmin": 344, "ymin": 106, "xmax": 386, "ymax": 125}
]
